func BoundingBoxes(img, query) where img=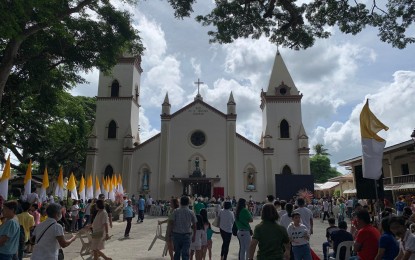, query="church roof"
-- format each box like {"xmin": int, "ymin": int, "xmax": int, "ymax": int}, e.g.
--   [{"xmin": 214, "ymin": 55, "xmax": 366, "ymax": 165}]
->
[
  {"xmin": 170, "ymin": 99, "xmax": 227, "ymax": 119},
  {"xmin": 266, "ymin": 51, "xmax": 299, "ymax": 95},
  {"xmin": 134, "ymin": 133, "xmax": 161, "ymax": 150}
]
